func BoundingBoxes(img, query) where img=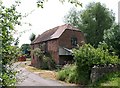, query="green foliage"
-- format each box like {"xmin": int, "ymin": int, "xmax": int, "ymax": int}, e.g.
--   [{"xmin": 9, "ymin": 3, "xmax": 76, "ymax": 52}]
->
[
  {"xmin": 36, "ymin": 0, "xmax": 82, "ymax": 8},
  {"xmin": 33, "ymin": 48, "xmax": 43, "ymax": 58},
  {"xmin": 104, "ymin": 23, "xmax": 120, "ymax": 57},
  {"xmin": 21, "ymin": 44, "xmax": 30, "ymax": 52},
  {"xmin": 2, "ymin": 71, "xmax": 17, "ymax": 86},
  {"xmin": 73, "ymin": 44, "xmax": 118, "ymax": 66},
  {"xmin": 42, "ymin": 54, "xmax": 56, "ymax": 70},
  {"xmin": 0, "ymin": 1, "xmax": 21, "ymax": 86},
  {"xmin": 64, "ymin": 2, "xmax": 115, "ymax": 47},
  {"xmin": 33, "ymin": 48, "xmax": 55, "ymax": 69},
  {"xmin": 57, "ymin": 64, "xmax": 71, "ymax": 81},
  {"xmin": 57, "ymin": 44, "xmax": 119, "ymax": 84},
  {"xmin": 91, "ymin": 72, "xmax": 120, "ymax": 87},
  {"xmin": 57, "ymin": 69, "xmax": 67, "ymax": 81},
  {"xmin": 29, "ymin": 33, "xmax": 36, "ymax": 42},
  {"xmin": 21, "ymin": 44, "xmax": 30, "ymax": 57},
  {"xmin": 73, "ymin": 44, "xmax": 119, "ymax": 84},
  {"xmin": 59, "ymin": 0, "xmax": 82, "ymax": 7},
  {"xmin": 64, "ymin": 8, "xmax": 81, "ymax": 27},
  {"xmin": 57, "ymin": 64, "xmax": 78, "ymax": 83}
]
